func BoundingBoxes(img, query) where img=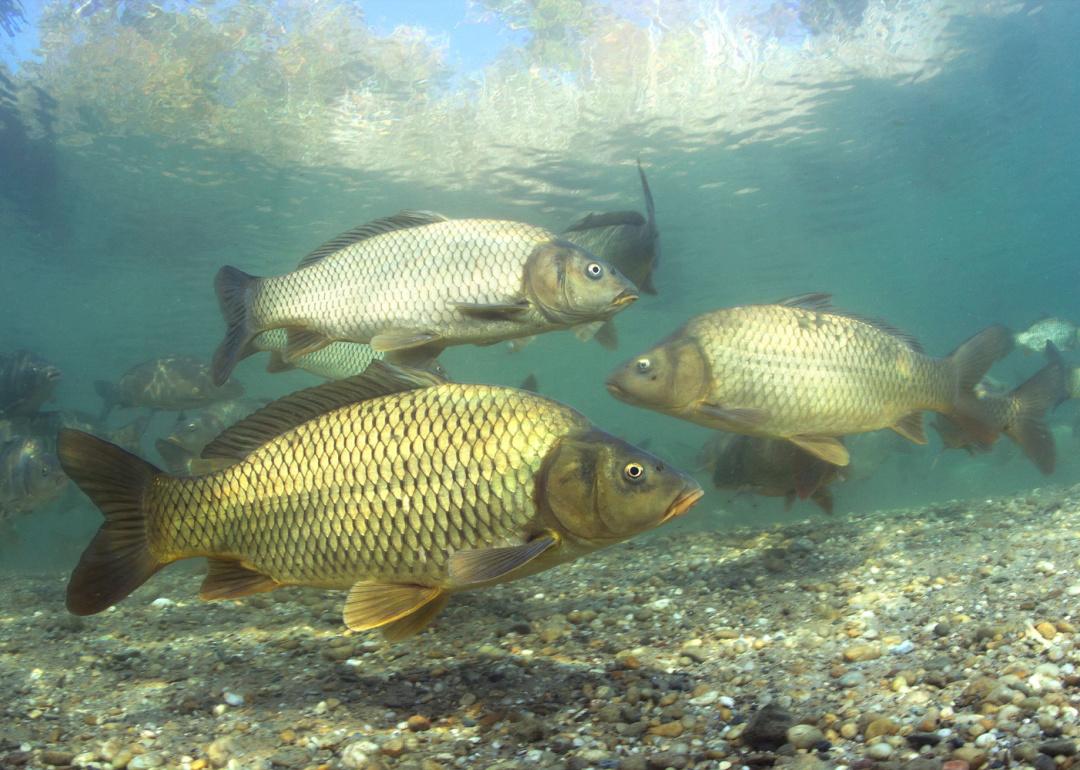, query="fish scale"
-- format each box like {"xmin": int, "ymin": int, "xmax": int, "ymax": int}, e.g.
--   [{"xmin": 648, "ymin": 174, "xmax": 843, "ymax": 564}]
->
[{"xmin": 146, "ymin": 384, "xmax": 579, "ymax": 587}]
